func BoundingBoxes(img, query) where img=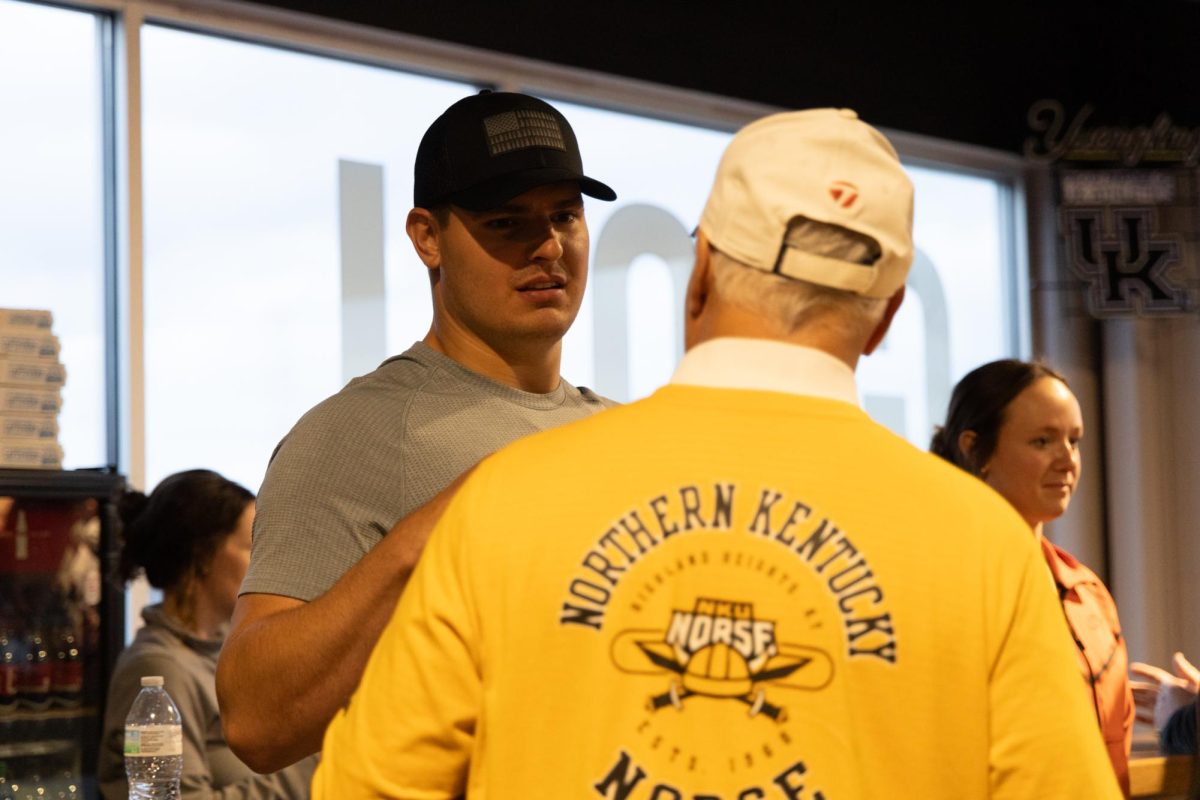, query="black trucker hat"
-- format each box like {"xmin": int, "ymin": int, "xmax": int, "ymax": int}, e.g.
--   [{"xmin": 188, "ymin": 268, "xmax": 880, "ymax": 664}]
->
[{"xmin": 413, "ymin": 91, "xmax": 617, "ymax": 211}]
